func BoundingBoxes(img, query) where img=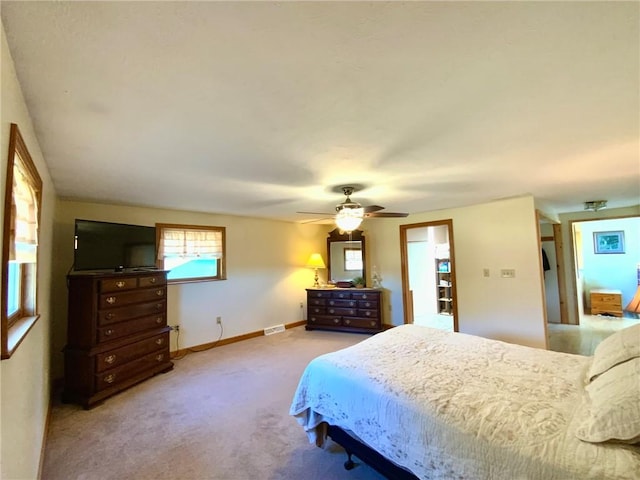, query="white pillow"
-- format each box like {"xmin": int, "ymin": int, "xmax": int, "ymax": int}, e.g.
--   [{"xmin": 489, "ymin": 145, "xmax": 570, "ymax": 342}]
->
[
  {"xmin": 575, "ymin": 357, "xmax": 640, "ymax": 444},
  {"xmin": 587, "ymin": 324, "xmax": 640, "ymax": 382}
]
